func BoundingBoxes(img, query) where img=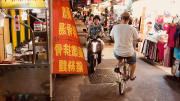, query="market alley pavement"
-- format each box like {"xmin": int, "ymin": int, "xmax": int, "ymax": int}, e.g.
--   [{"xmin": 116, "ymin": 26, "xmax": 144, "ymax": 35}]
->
[
  {"xmin": 0, "ymin": 20, "xmax": 179, "ymax": 101},
  {"xmin": 53, "ymin": 20, "xmax": 180, "ymax": 101}
]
